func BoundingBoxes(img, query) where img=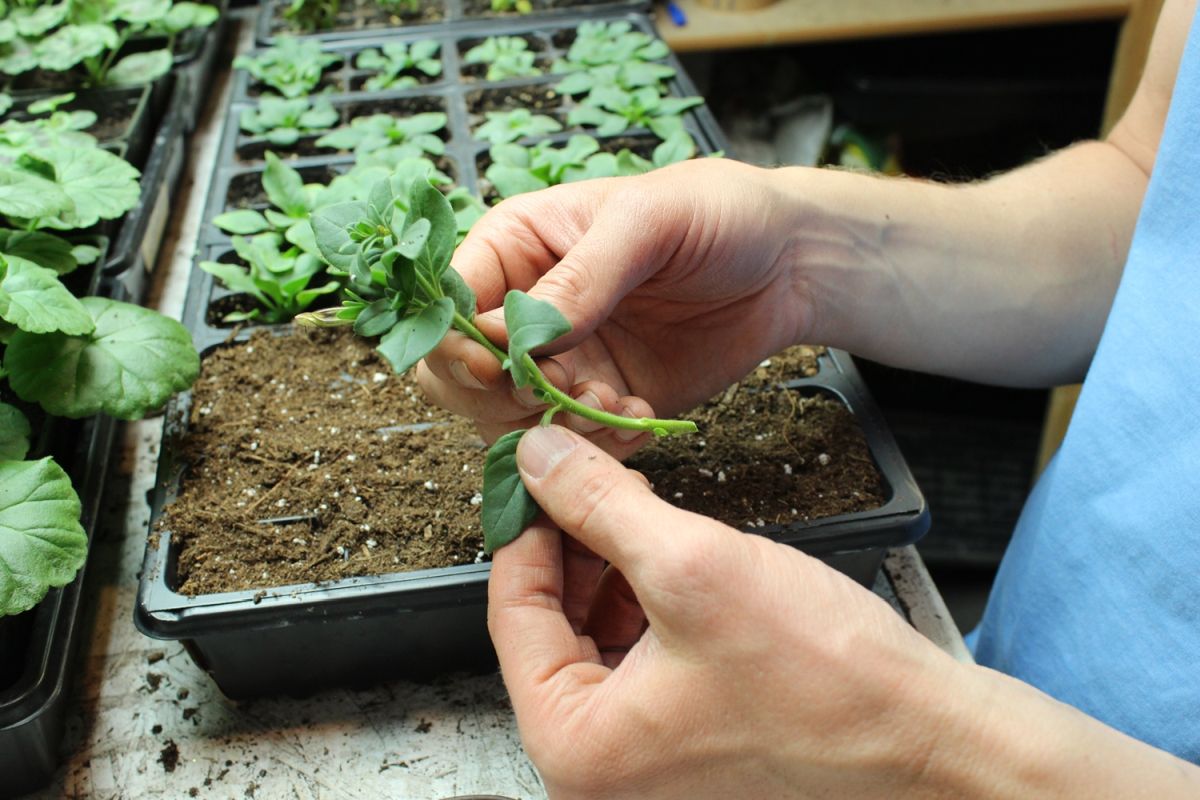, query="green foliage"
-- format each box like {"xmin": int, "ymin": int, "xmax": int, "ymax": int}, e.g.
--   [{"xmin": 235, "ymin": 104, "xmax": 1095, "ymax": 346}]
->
[
  {"xmin": 473, "ymin": 107, "xmax": 561, "ymax": 145},
  {"xmin": 566, "ymin": 85, "xmax": 703, "ymax": 139},
  {"xmin": 234, "ymin": 37, "xmax": 341, "ymax": 99},
  {"xmin": 554, "ymin": 61, "xmax": 676, "ymax": 97},
  {"xmin": 298, "ymin": 179, "xmax": 696, "ymax": 554},
  {"xmin": 6, "ymin": 297, "xmax": 198, "ymax": 419},
  {"xmin": 0, "ymin": 0, "xmax": 218, "ymax": 85},
  {"xmin": 355, "ymin": 40, "xmax": 440, "ymax": 92},
  {"xmin": 484, "ymin": 131, "xmax": 696, "ymax": 200},
  {"xmin": 315, "ymin": 111, "xmax": 446, "ymax": 157},
  {"xmin": 282, "ymin": 0, "xmax": 338, "ymax": 32},
  {"xmin": 0, "ymin": 253, "xmax": 94, "ymax": 335},
  {"xmin": 0, "ymin": 401, "xmax": 31, "ymax": 460},
  {"xmin": 462, "ymin": 35, "xmax": 540, "ymax": 82},
  {"xmin": 375, "ymin": 0, "xmax": 420, "ymax": 13},
  {"xmin": 489, "ymin": 0, "xmax": 532, "ymax": 13},
  {"xmin": 240, "ymin": 95, "xmax": 339, "ymax": 146},
  {"xmin": 553, "ymin": 20, "xmax": 669, "ymax": 72},
  {"xmin": 199, "ymin": 233, "xmax": 340, "ymax": 323},
  {"xmin": 0, "ymin": 457, "xmax": 87, "ymax": 617}
]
